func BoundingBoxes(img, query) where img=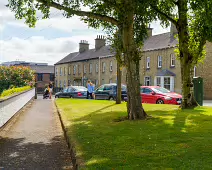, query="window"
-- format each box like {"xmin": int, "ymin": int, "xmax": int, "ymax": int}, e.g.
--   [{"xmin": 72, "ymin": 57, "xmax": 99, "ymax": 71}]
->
[
  {"xmin": 68, "ymin": 80, "xmax": 71, "ymax": 86},
  {"xmin": 37, "ymin": 73, "xmax": 43, "ymax": 81},
  {"xmin": 158, "ymin": 56, "xmax": 162, "ymax": 68},
  {"xmin": 73, "ymin": 65, "xmax": 76, "ymax": 75},
  {"xmin": 60, "ymin": 67, "xmax": 62, "ymax": 76},
  {"xmin": 97, "ymin": 85, "xmax": 104, "ymax": 91},
  {"xmin": 73, "ymin": 80, "xmax": 76, "ymax": 85},
  {"xmin": 194, "ymin": 66, "xmax": 197, "ymax": 77},
  {"xmin": 96, "ymin": 63, "xmax": 99, "ymax": 73},
  {"xmin": 64, "ymin": 80, "xmax": 66, "ymax": 87},
  {"xmin": 55, "ymin": 68, "xmax": 58, "ymax": 76},
  {"xmin": 55, "ymin": 80, "xmax": 58, "ymax": 87},
  {"xmin": 89, "ymin": 63, "xmax": 92, "ymax": 73},
  {"xmin": 146, "ymin": 57, "xmax": 150, "ymax": 69},
  {"xmin": 109, "ymin": 79, "xmax": 113, "ymax": 83},
  {"xmin": 156, "ymin": 77, "xmax": 161, "ymax": 86},
  {"xmin": 50, "ymin": 74, "xmax": 54, "ymax": 81},
  {"xmin": 59, "ymin": 80, "xmax": 62, "ymax": 87},
  {"xmin": 144, "ymin": 76, "xmax": 150, "ymax": 86},
  {"xmin": 170, "ymin": 54, "xmax": 175, "ymax": 67},
  {"xmin": 68, "ymin": 66, "xmax": 71, "ymax": 75},
  {"xmin": 142, "ymin": 88, "xmax": 152, "ymax": 94},
  {"xmin": 78, "ymin": 65, "xmax": 81, "ymax": 74},
  {"xmin": 84, "ymin": 65, "xmax": 86, "ymax": 73},
  {"xmin": 164, "ymin": 77, "xmax": 171, "ymax": 90},
  {"xmin": 104, "ymin": 85, "xmax": 112, "ymax": 90},
  {"xmin": 102, "ymin": 62, "xmax": 106, "ymax": 72},
  {"xmin": 110, "ymin": 61, "xmax": 113, "ymax": 71},
  {"xmin": 95, "ymin": 79, "xmax": 98, "ymax": 86},
  {"xmin": 64, "ymin": 67, "xmax": 66, "ymax": 75}
]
